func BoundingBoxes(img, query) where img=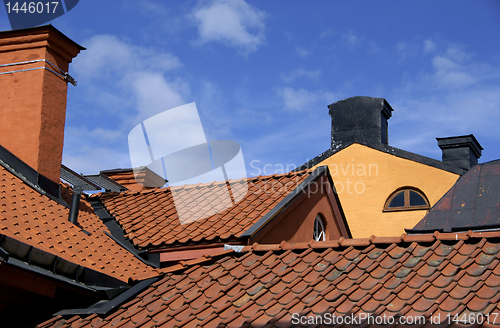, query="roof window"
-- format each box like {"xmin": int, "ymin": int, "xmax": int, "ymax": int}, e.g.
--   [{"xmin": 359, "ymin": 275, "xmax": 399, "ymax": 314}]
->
[
  {"xmin": 384, "ymin": 188, "xmax": 430, "ymax": 212},
  {"xmin": 313, "ymin": 215, "xmax": 326, "ymax": 241}
]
